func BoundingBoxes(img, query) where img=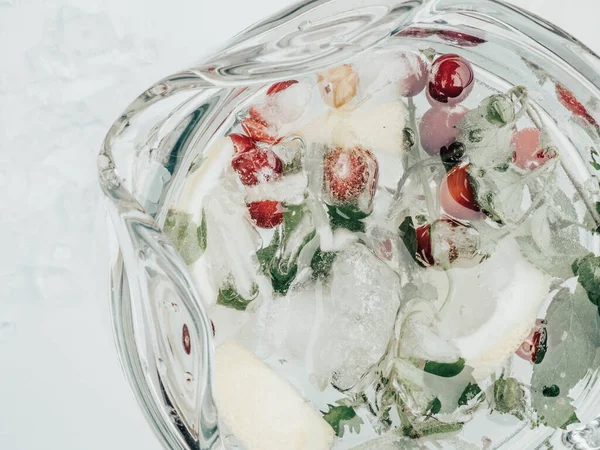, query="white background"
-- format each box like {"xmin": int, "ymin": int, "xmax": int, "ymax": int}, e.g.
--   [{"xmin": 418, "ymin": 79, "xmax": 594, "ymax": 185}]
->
[{"xmin": 0, "ymin": 0, "xmax": 598, "ymax": 449}]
